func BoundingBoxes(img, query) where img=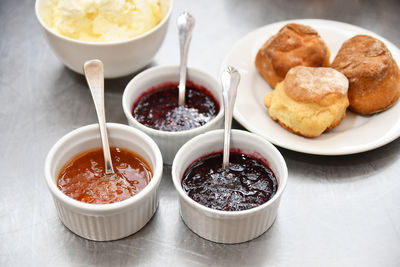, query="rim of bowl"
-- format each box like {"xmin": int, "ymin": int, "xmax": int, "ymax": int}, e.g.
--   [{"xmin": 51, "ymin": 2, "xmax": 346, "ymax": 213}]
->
[
  {"xmin": 34, "ymin": 0, "xmax": 173, "ymax": 46},
  {"xmin": 171, "ymin": 129, "xmax": 288, "ymax": 217},
  {"xmin": 44, "ymin": 123, "xmax": 163, "ymax": 213},
  {"xmin": 122, "ymin": 65, "xmax": 224, "ymax": 137}
]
